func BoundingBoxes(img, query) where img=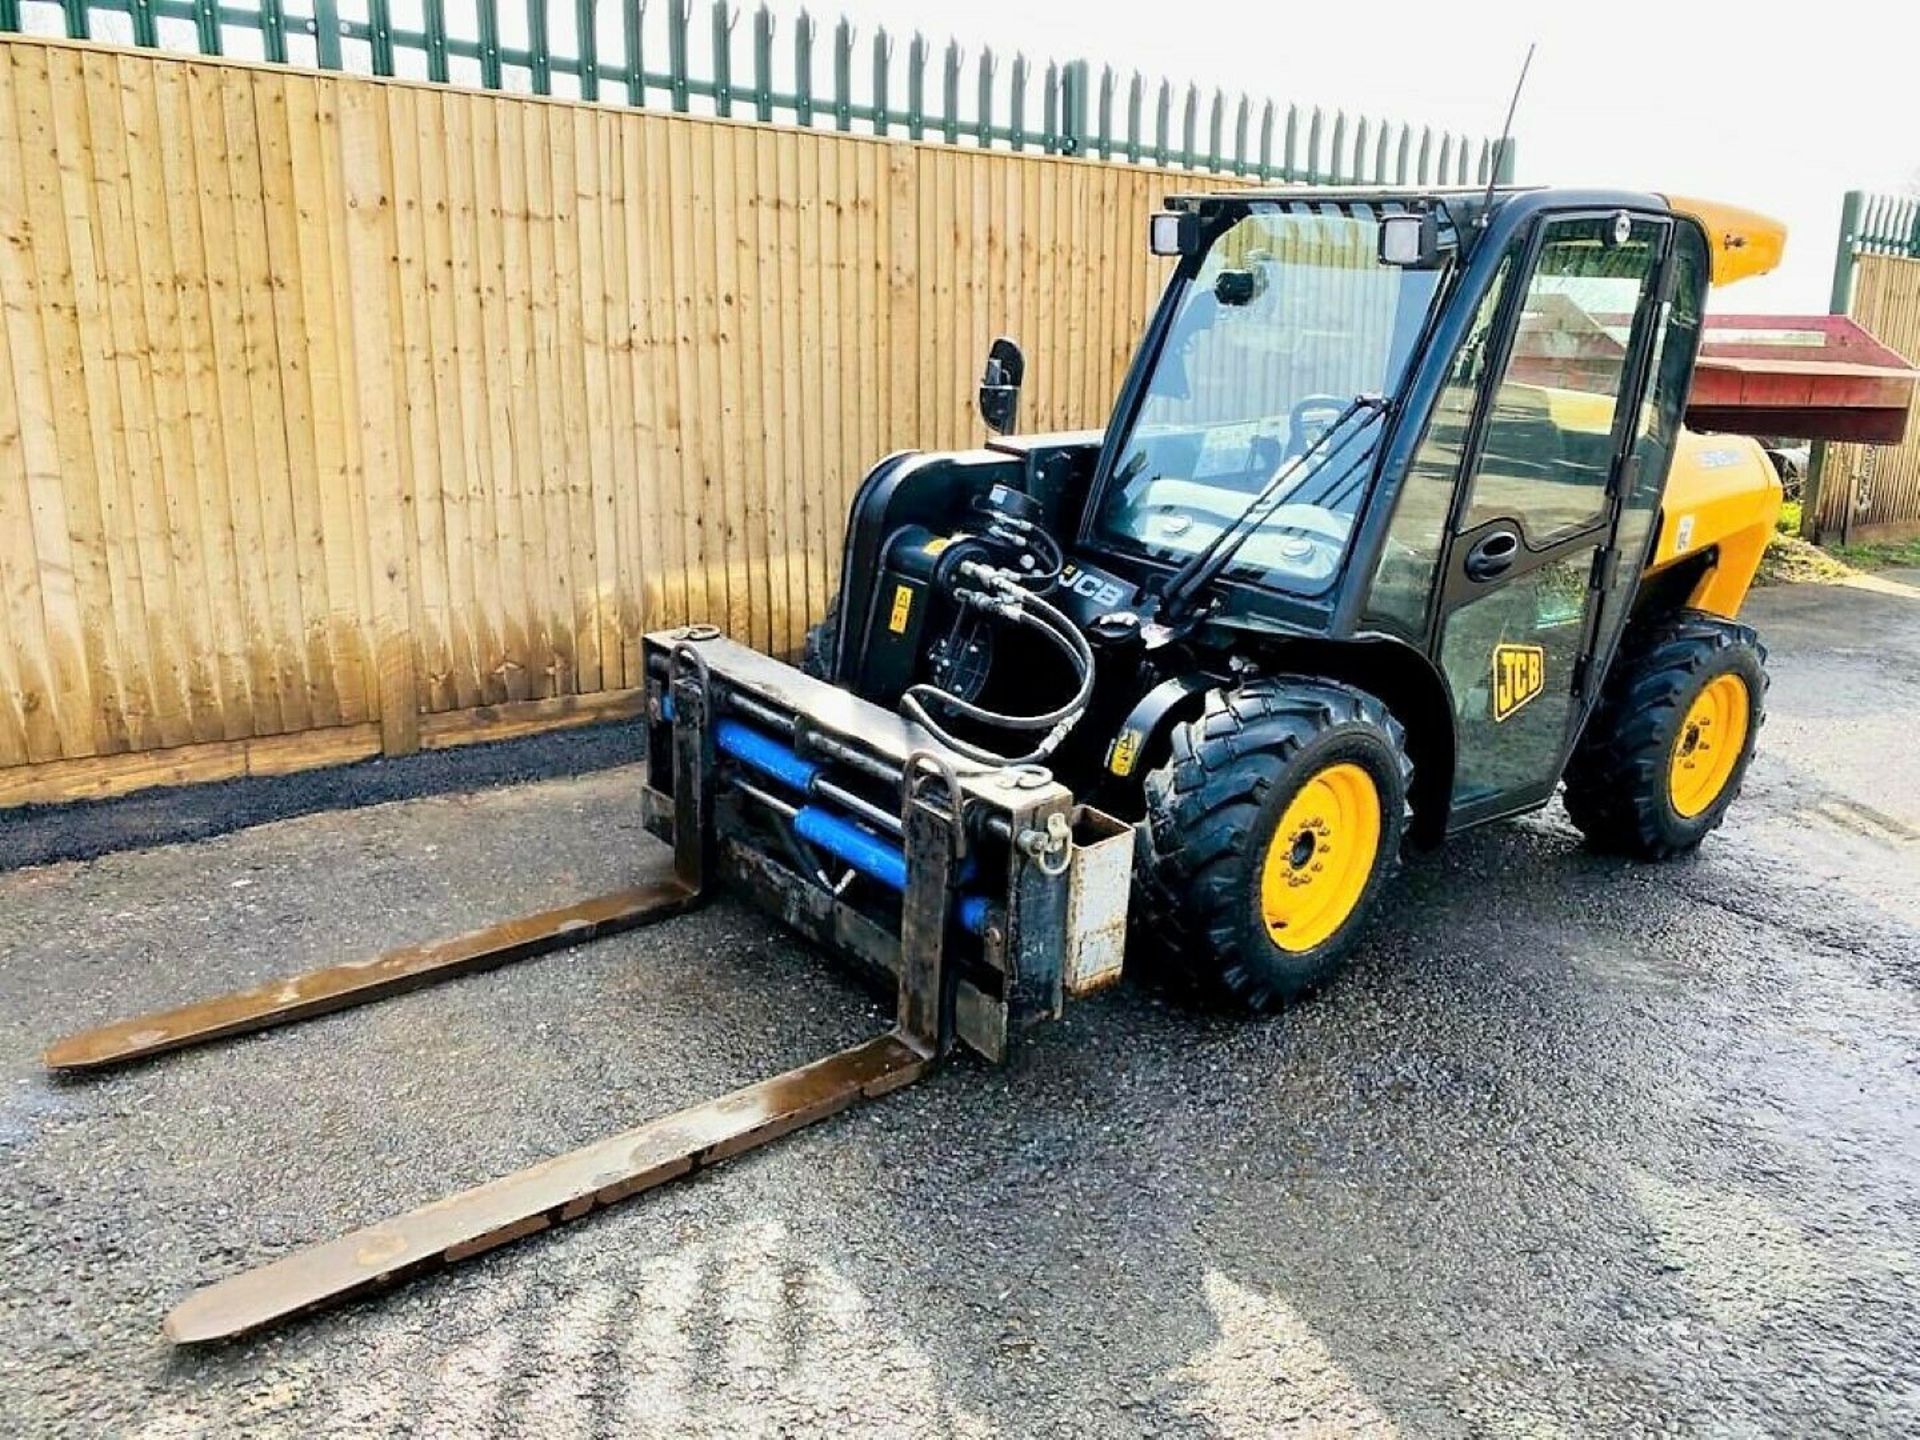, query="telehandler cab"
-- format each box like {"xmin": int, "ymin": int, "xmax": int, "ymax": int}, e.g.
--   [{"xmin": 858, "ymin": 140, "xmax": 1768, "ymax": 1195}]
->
[{"xmin": 48, "ymin": 185, "xmax": 1913, "ymax": 1343}]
